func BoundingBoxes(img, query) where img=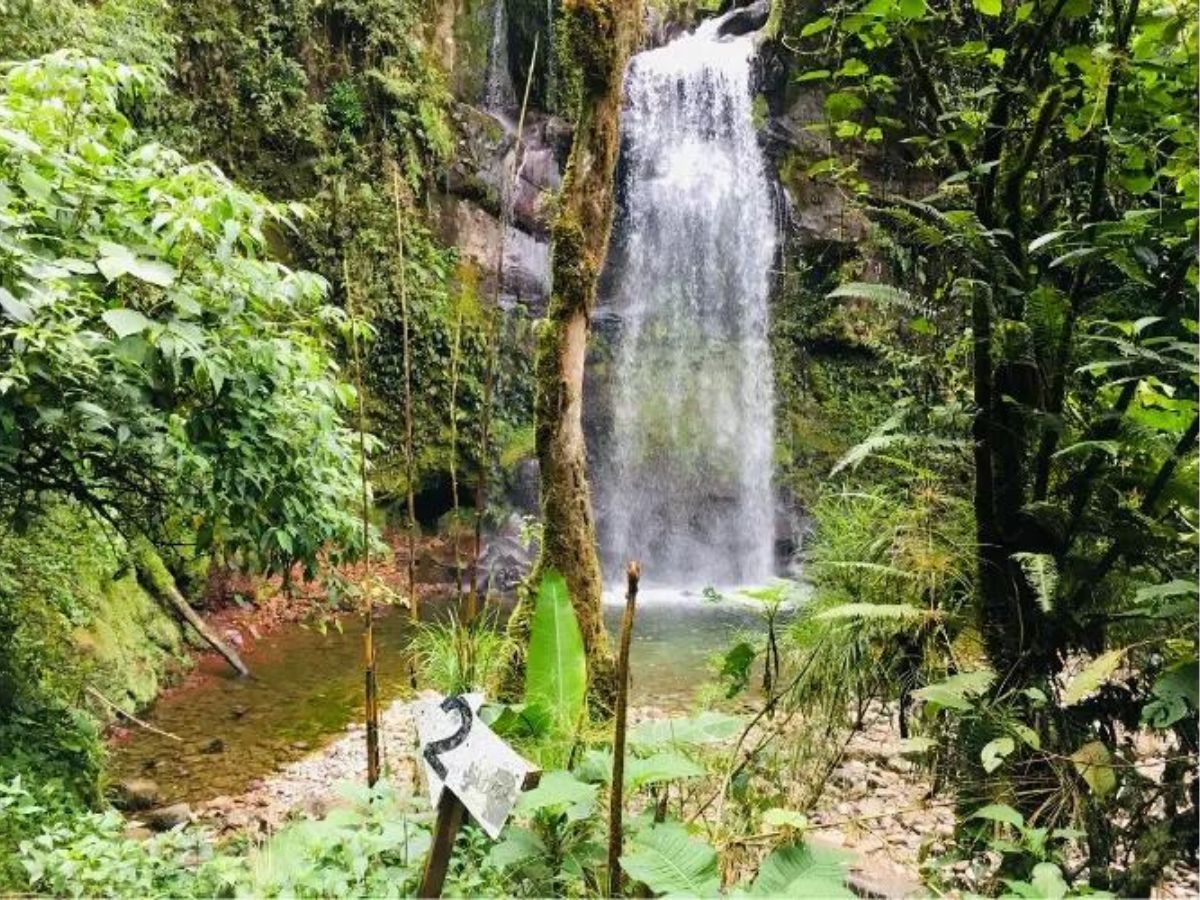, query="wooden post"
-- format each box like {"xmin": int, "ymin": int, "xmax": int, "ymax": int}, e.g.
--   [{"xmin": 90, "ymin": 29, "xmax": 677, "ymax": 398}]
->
[
  {"xmin": 418, "ymin": 791, "xmax": 467, "ymax": 899},
  {"xmin": 607, "ymin": 561, "xmax": 640, "ymax": 898}
]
